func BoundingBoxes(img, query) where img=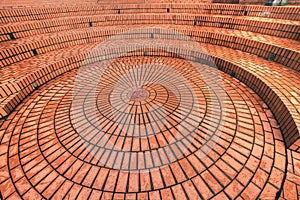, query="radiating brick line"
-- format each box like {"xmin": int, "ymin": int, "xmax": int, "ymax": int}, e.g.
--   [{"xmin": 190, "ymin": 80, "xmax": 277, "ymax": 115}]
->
[{"xmin": 0, "ymin": 56, "xmax": 288, "ymax": 199}]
